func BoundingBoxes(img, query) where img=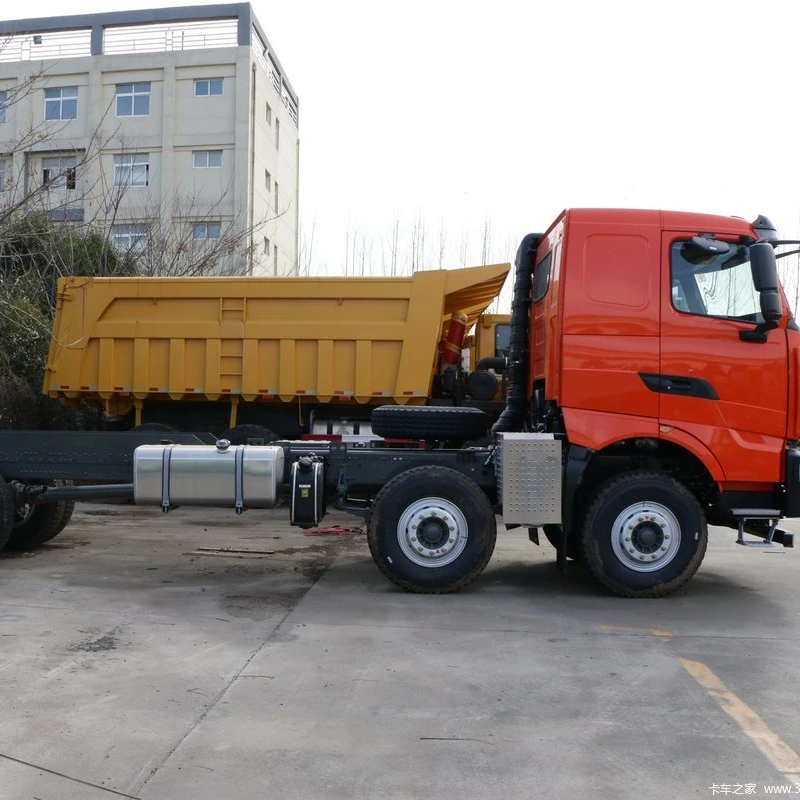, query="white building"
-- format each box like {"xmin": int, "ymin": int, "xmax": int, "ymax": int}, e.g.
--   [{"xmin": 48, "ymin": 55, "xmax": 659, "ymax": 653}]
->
[{"xmin": 0, "ymin": 3, "xmax": 299, "ymax": 276}]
